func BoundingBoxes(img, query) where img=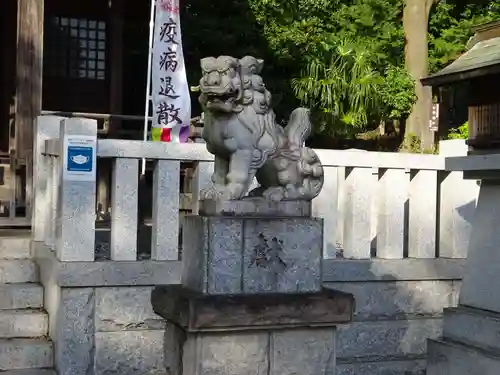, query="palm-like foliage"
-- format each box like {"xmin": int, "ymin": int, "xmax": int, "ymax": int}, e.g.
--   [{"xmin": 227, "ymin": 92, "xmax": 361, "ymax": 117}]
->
[{"xmin": 292, "ymin": 39, "xmax": 384, "ymax": 134}]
